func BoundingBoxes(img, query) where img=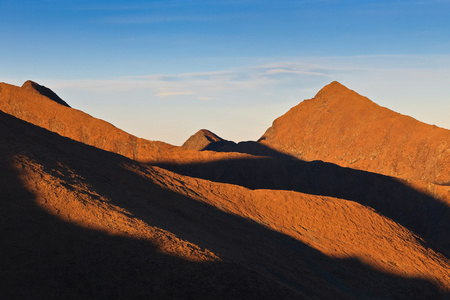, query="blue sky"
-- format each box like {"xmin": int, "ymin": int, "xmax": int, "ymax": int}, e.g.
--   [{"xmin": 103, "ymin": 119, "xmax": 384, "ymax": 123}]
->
[{"xmin": 1, "ymin": 0, "xmax": 450, "ymax": 145}]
